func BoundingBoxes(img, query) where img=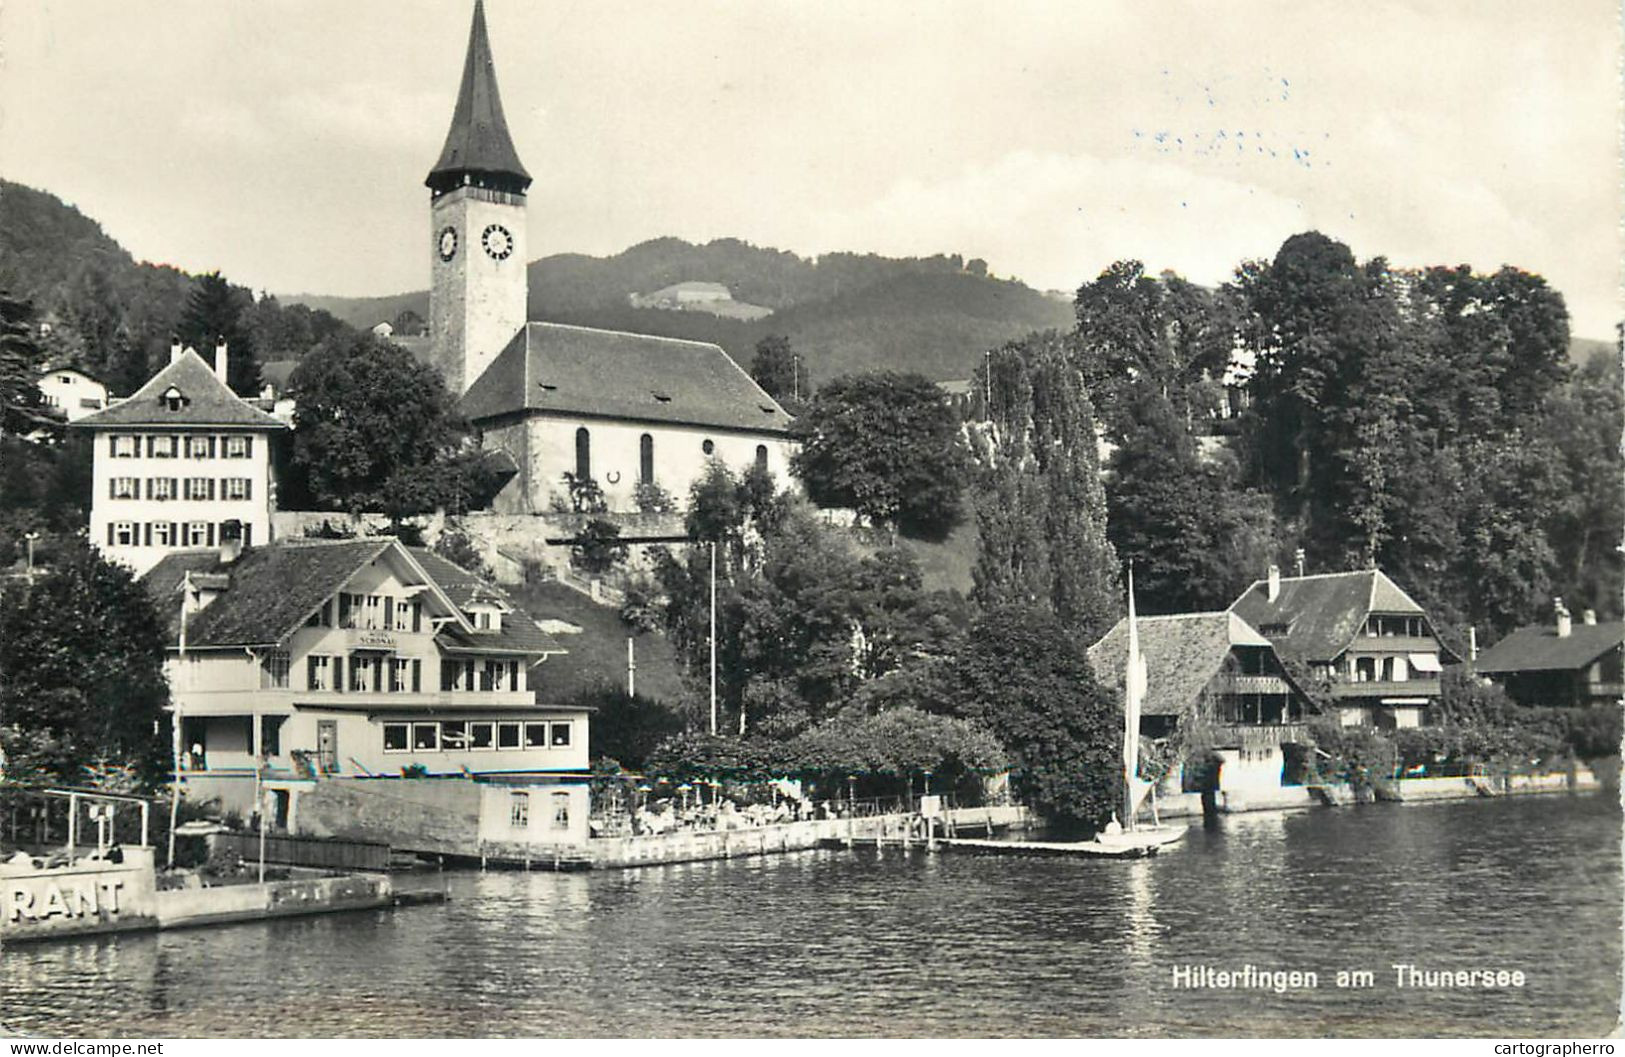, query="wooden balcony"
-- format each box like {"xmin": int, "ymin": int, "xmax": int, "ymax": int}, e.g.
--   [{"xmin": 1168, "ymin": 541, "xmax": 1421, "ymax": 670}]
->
[
  {"xmin": 1210, "ymin": 723, "xmax": 1310, "ymax": 747},
  {"xmin": 1215, "ymin": 675, "xmax": 1293, "ymax": 696},
  {"xmin": 1348, "ymin": 635, "xmax": 1442, "ymax": 653},
  {"xmin": 1331, "ymin": 679, "xmax": 1440, "ymax": 700}
]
